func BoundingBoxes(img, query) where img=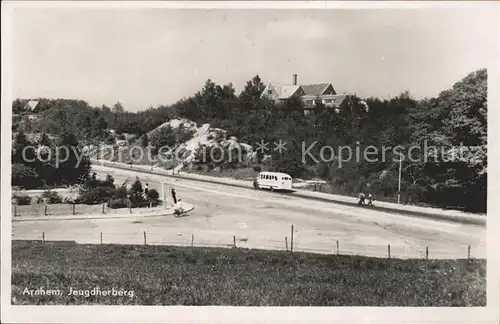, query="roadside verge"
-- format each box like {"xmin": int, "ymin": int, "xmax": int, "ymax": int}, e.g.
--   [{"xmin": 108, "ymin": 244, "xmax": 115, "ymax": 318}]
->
[{"xmin": 12, "ymin": 202, "xmax": 195, "ymax": 222}]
